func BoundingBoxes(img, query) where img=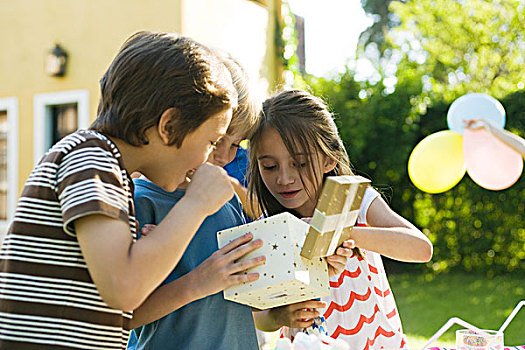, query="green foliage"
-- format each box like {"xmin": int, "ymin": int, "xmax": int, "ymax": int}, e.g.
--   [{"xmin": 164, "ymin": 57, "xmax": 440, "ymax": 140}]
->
[
  {"xmin": 389, "ymin": 0, "xmax": 525, "ymax": 100},
  {"xmin": 298, "ymin": 0, "xmax": 525, "ymax": 275},
  {"xmin": 281, "ymin": 1, "xmax": 310, "ymax": 89},
  {"xmin": 359, "ymin": 0, "xmax": 401, "ymax": 55},
  {"xmin": 412, "ymin": 92, "xmax": 525, "ymax": 275}
]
